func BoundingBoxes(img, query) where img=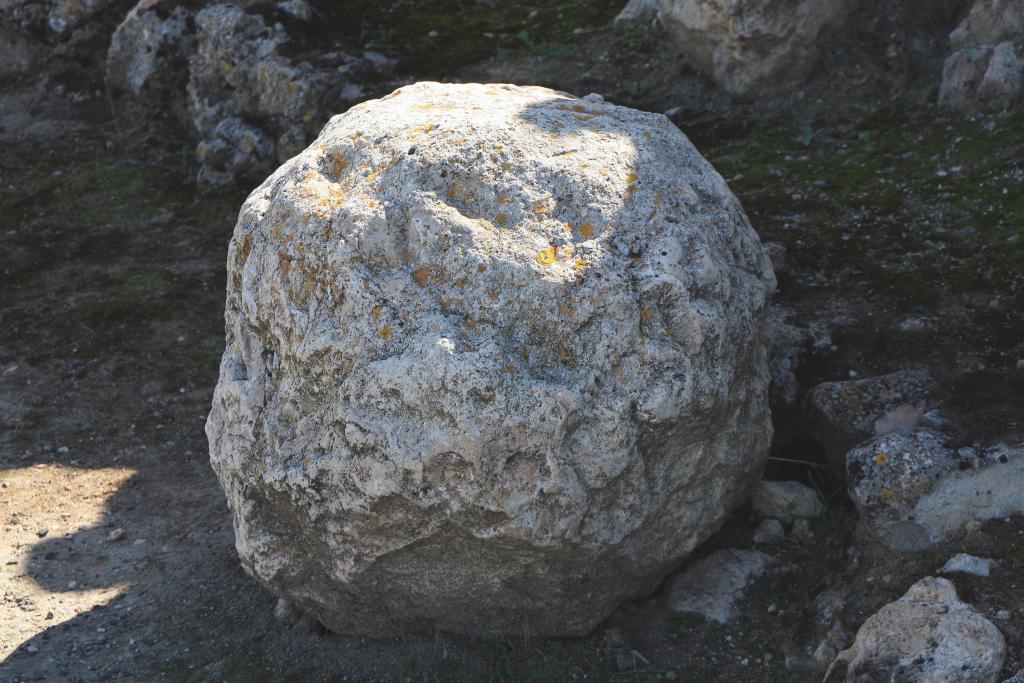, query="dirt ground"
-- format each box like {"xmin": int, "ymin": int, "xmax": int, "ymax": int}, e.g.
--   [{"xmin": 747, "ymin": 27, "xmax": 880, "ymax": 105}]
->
[{"xmin": 2, "ymin": 2, "xmax": 1023, "ymax": 681}]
